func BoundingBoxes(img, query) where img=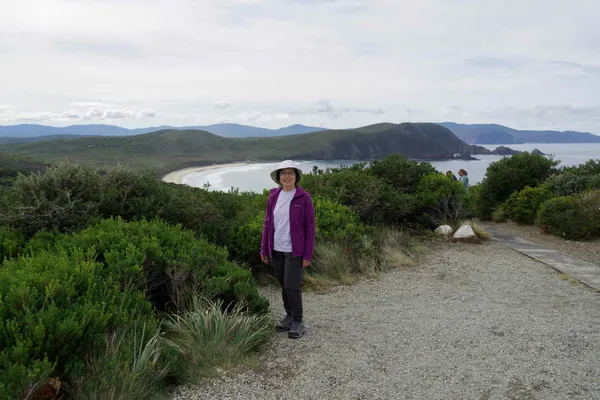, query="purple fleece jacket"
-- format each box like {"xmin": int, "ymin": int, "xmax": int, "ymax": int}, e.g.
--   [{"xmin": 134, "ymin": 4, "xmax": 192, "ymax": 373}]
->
[{"xmin": 260, "ymin": 186, "xmax": 316, "ymax": 261}]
